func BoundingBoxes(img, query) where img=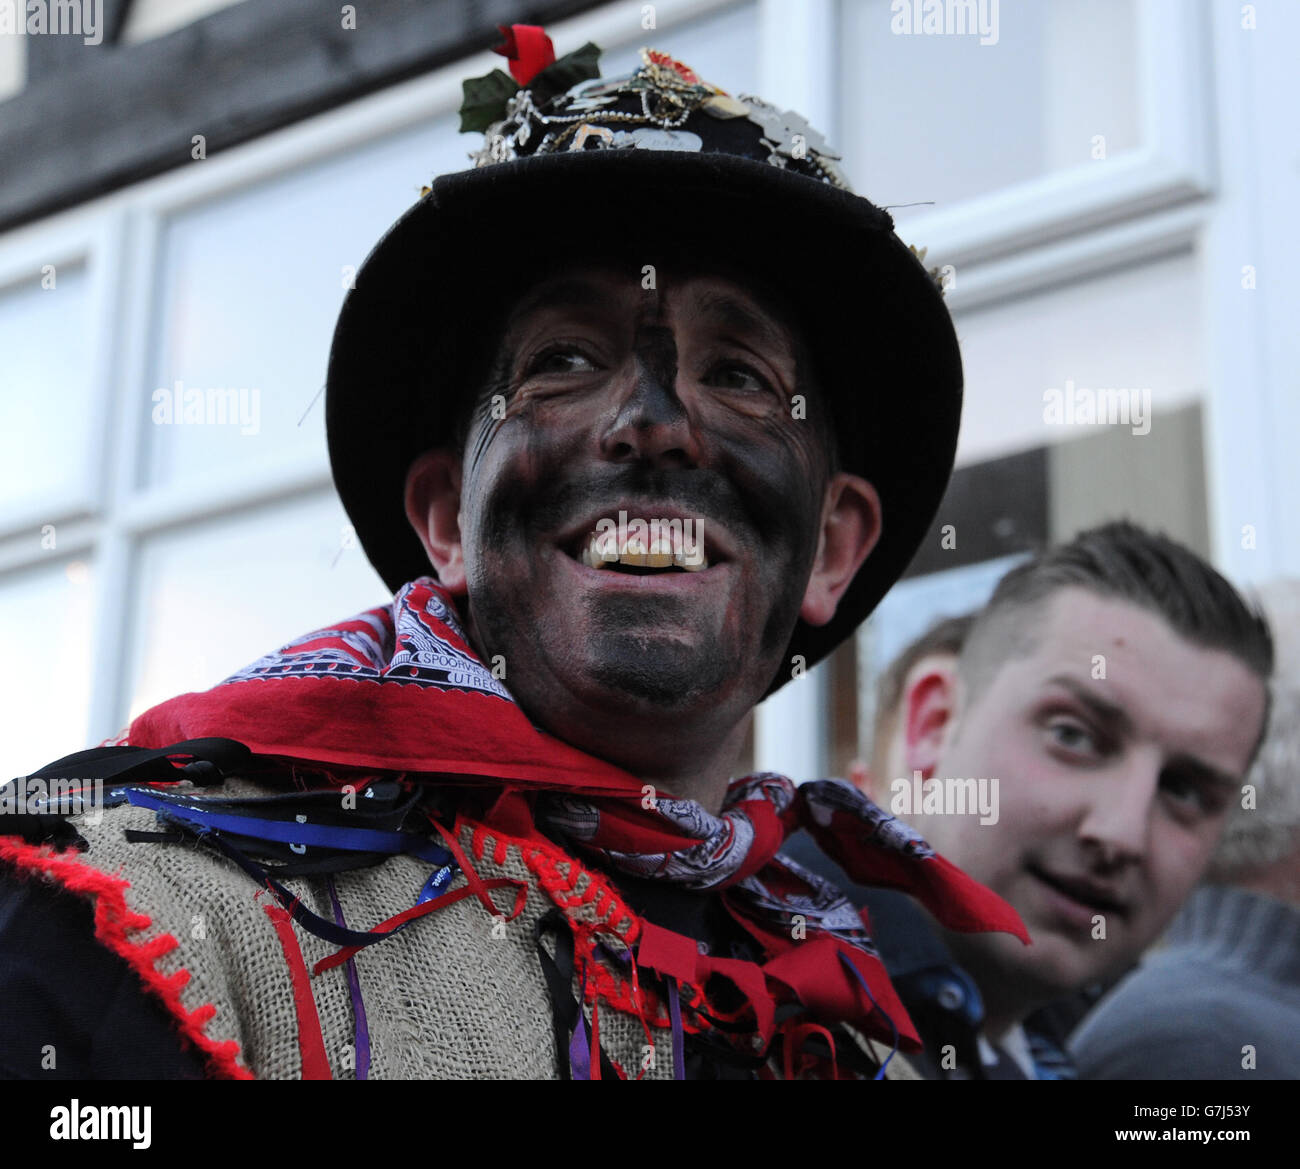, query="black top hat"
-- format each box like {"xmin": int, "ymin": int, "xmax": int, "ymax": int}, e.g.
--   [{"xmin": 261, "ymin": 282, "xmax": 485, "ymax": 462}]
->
[{"xmin": 326, "ymin": 40, "xmax": 963, "ymax": 696}]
